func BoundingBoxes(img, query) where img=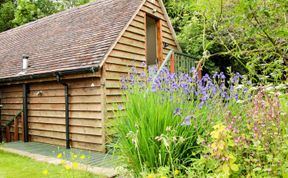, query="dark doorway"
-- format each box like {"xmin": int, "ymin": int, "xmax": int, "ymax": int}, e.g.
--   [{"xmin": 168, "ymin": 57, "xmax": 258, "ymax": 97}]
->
[{"xmin": 146, "ymin": 16, "xmax": 158, "ymax": 66}]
